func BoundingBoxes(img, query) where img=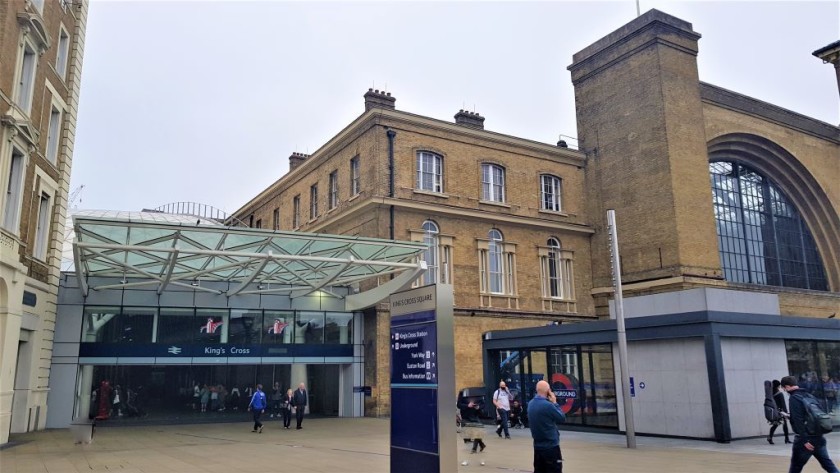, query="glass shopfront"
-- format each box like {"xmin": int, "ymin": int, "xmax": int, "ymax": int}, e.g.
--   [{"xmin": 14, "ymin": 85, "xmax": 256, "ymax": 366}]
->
[
  {"xmin": 489, "ymin": 343, "xmax": 617, "ymax": 429},
  {"xmin": 786, "ymin": 340, "xmax": 840, "ymax": 425}
]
